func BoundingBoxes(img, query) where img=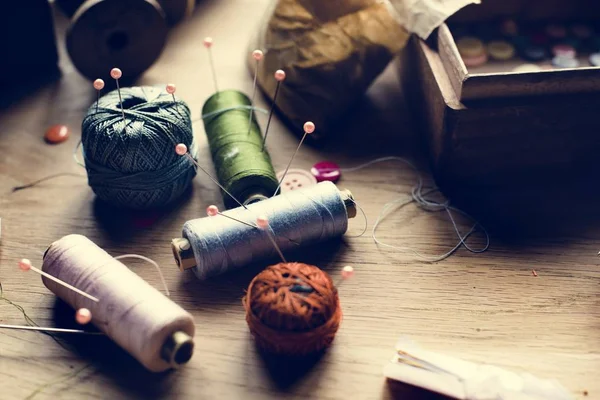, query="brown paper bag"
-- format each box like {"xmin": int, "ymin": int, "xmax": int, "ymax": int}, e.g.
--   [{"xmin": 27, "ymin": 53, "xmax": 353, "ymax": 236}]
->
[{"xmin": 248, "ymin": 0, "xmax": 479, "ymax": 138}]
